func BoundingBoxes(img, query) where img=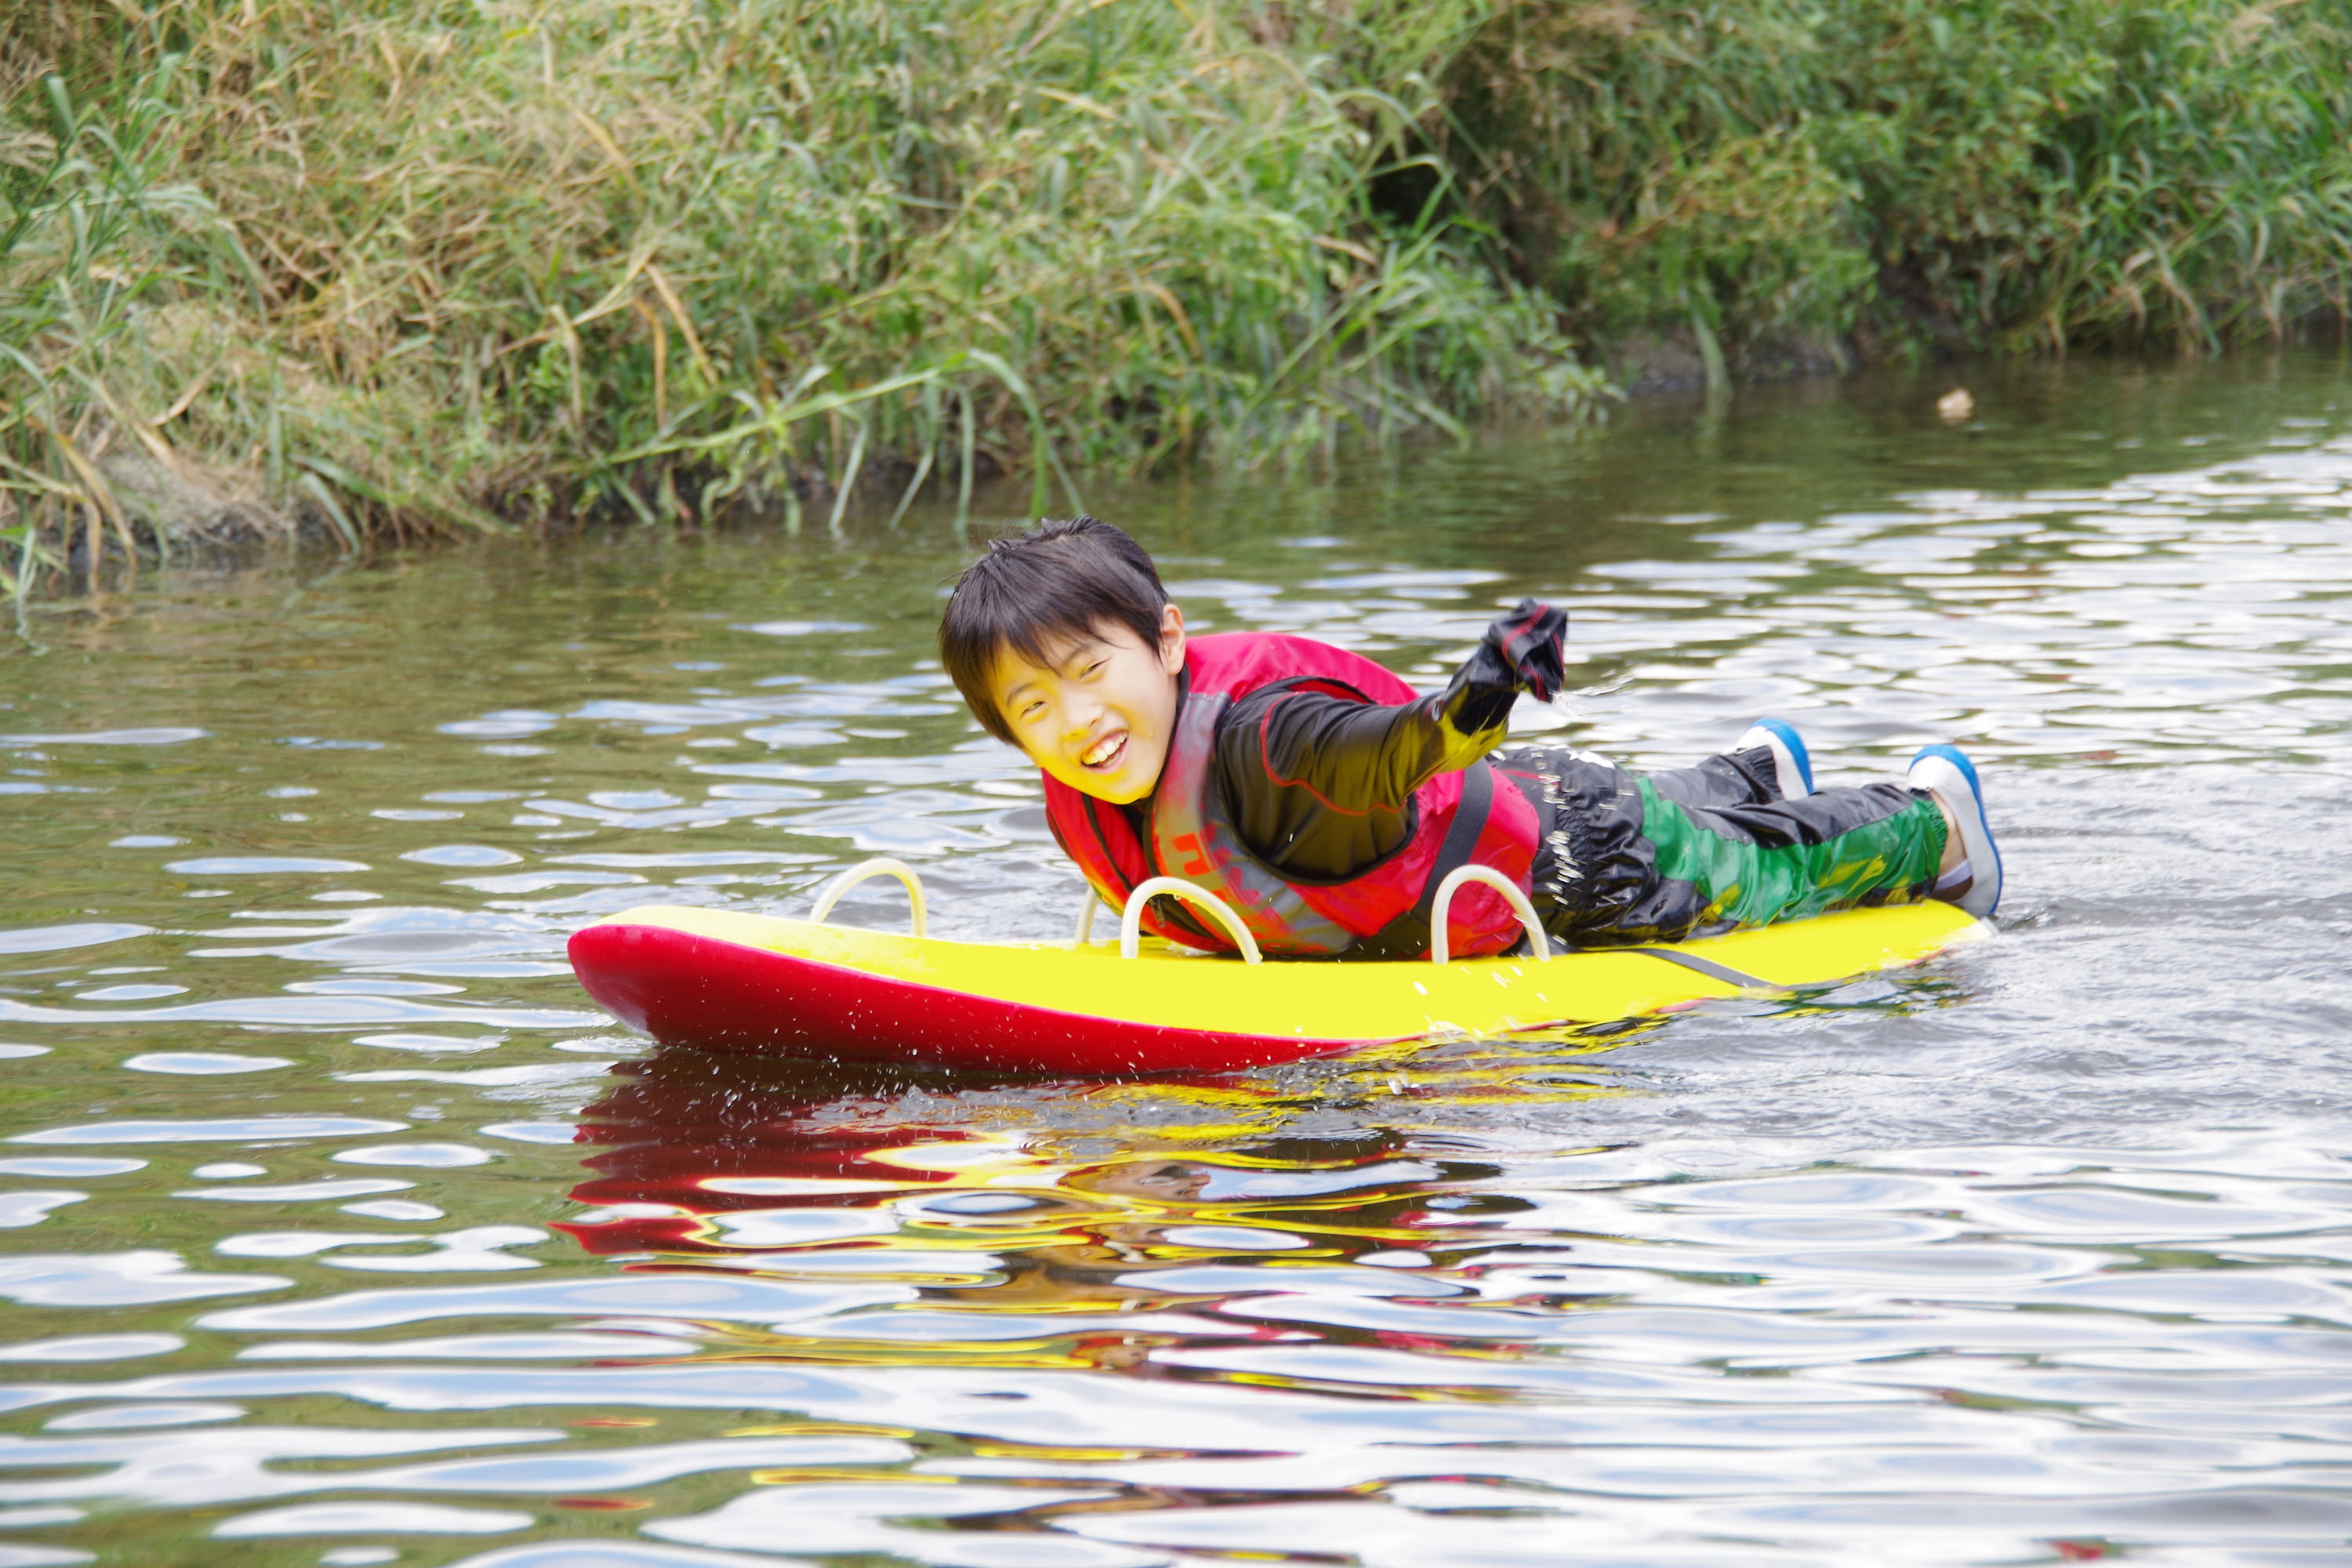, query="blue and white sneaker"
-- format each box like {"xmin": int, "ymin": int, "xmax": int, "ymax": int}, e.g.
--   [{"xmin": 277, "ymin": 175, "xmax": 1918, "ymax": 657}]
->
[
  {"xmin": 1907, "ymin": 743, "xmax": 2002, "ymax": 918},
  {"xmin": 1736, "ymin": 717, "xmax": 1814, "ymax": 799}
]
